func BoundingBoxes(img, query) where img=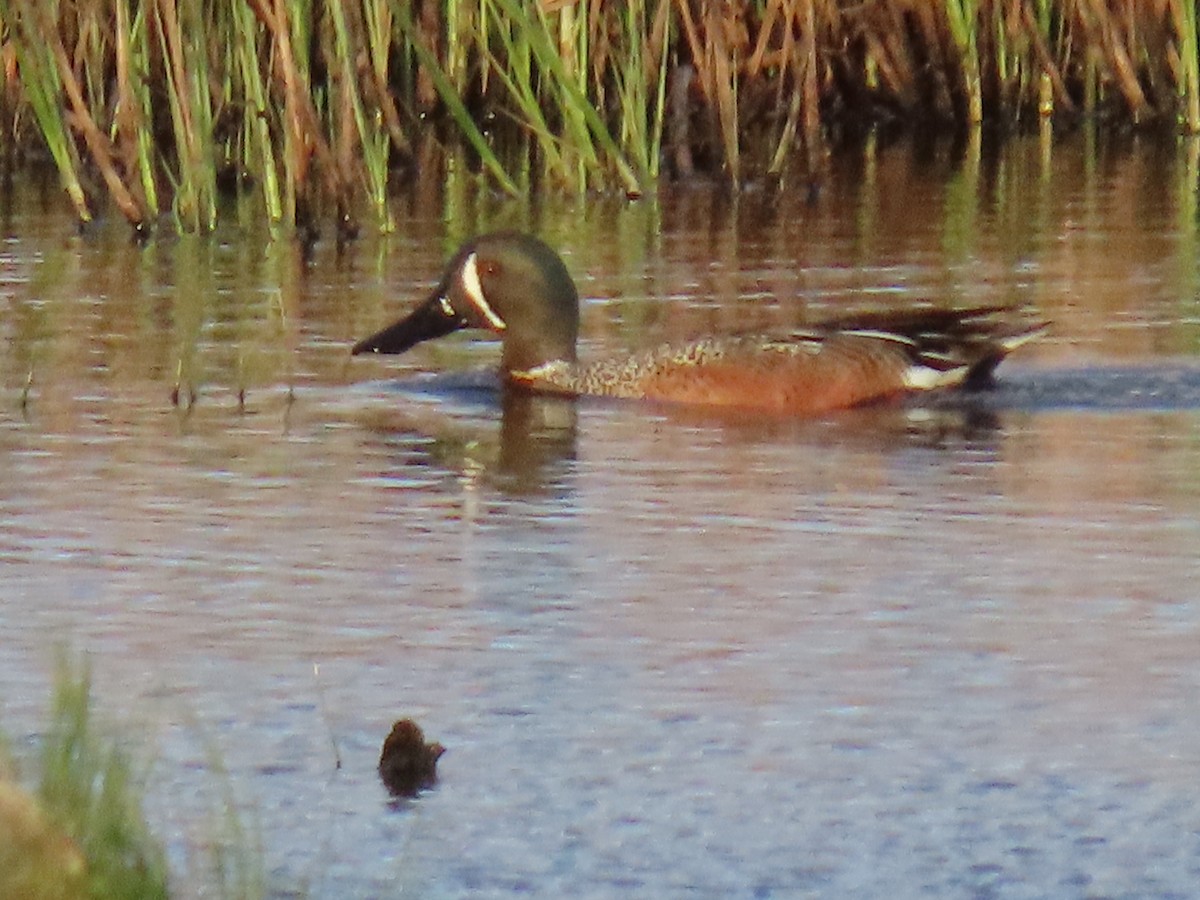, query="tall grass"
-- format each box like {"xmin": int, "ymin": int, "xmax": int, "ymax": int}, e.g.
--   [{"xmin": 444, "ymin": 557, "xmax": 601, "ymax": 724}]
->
[
  {"xmin": 1, "ymin": 657, "xmax": 169, "ymax": 899},
  {"xmin": 1, "ymin": 0, "xmax": 92, "ymax": 222},
  {"xmin": 155, "ymin": 0, "xmax": 218, "ymax": 232},
  {"xmin": 0, "ymin": 656, "xmax": 268, "ymax": 898},
  {"xmin": 1, "ymin": 1, "xmax": 1199, "ymax": 235}
]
